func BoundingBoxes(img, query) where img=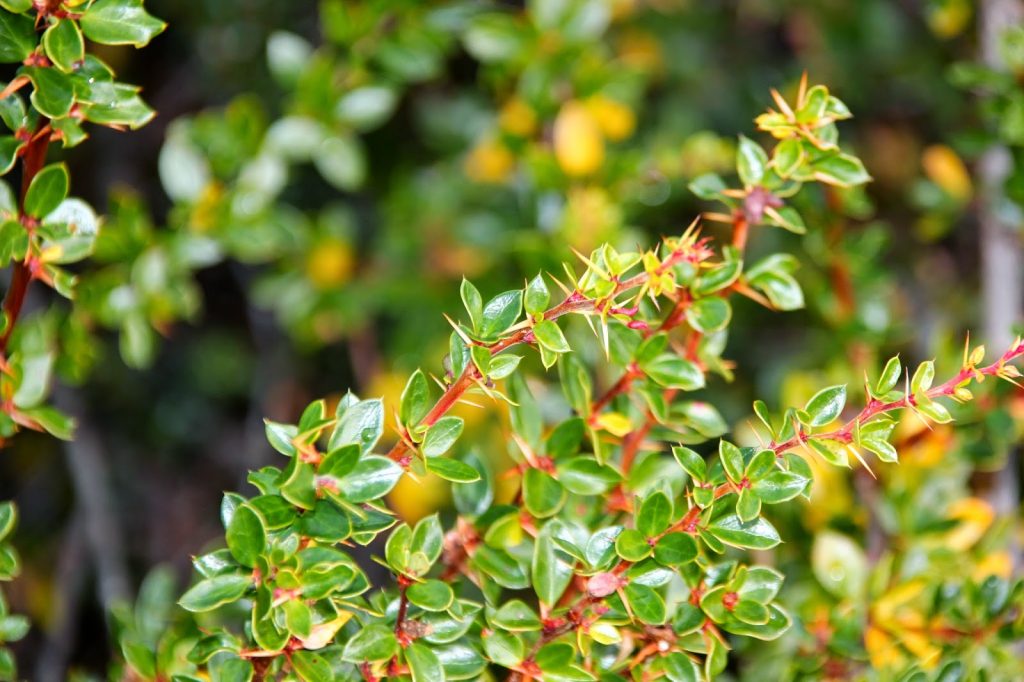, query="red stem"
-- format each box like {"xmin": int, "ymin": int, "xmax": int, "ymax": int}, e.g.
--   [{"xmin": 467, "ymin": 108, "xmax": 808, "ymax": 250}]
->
[
  {"xmin": 770, "ymin": 341, "xmax": 1024, "ymax": 456},
  {"xmin": 1, "ymin": 117, "xmax": 51, "ymax": 353}
]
